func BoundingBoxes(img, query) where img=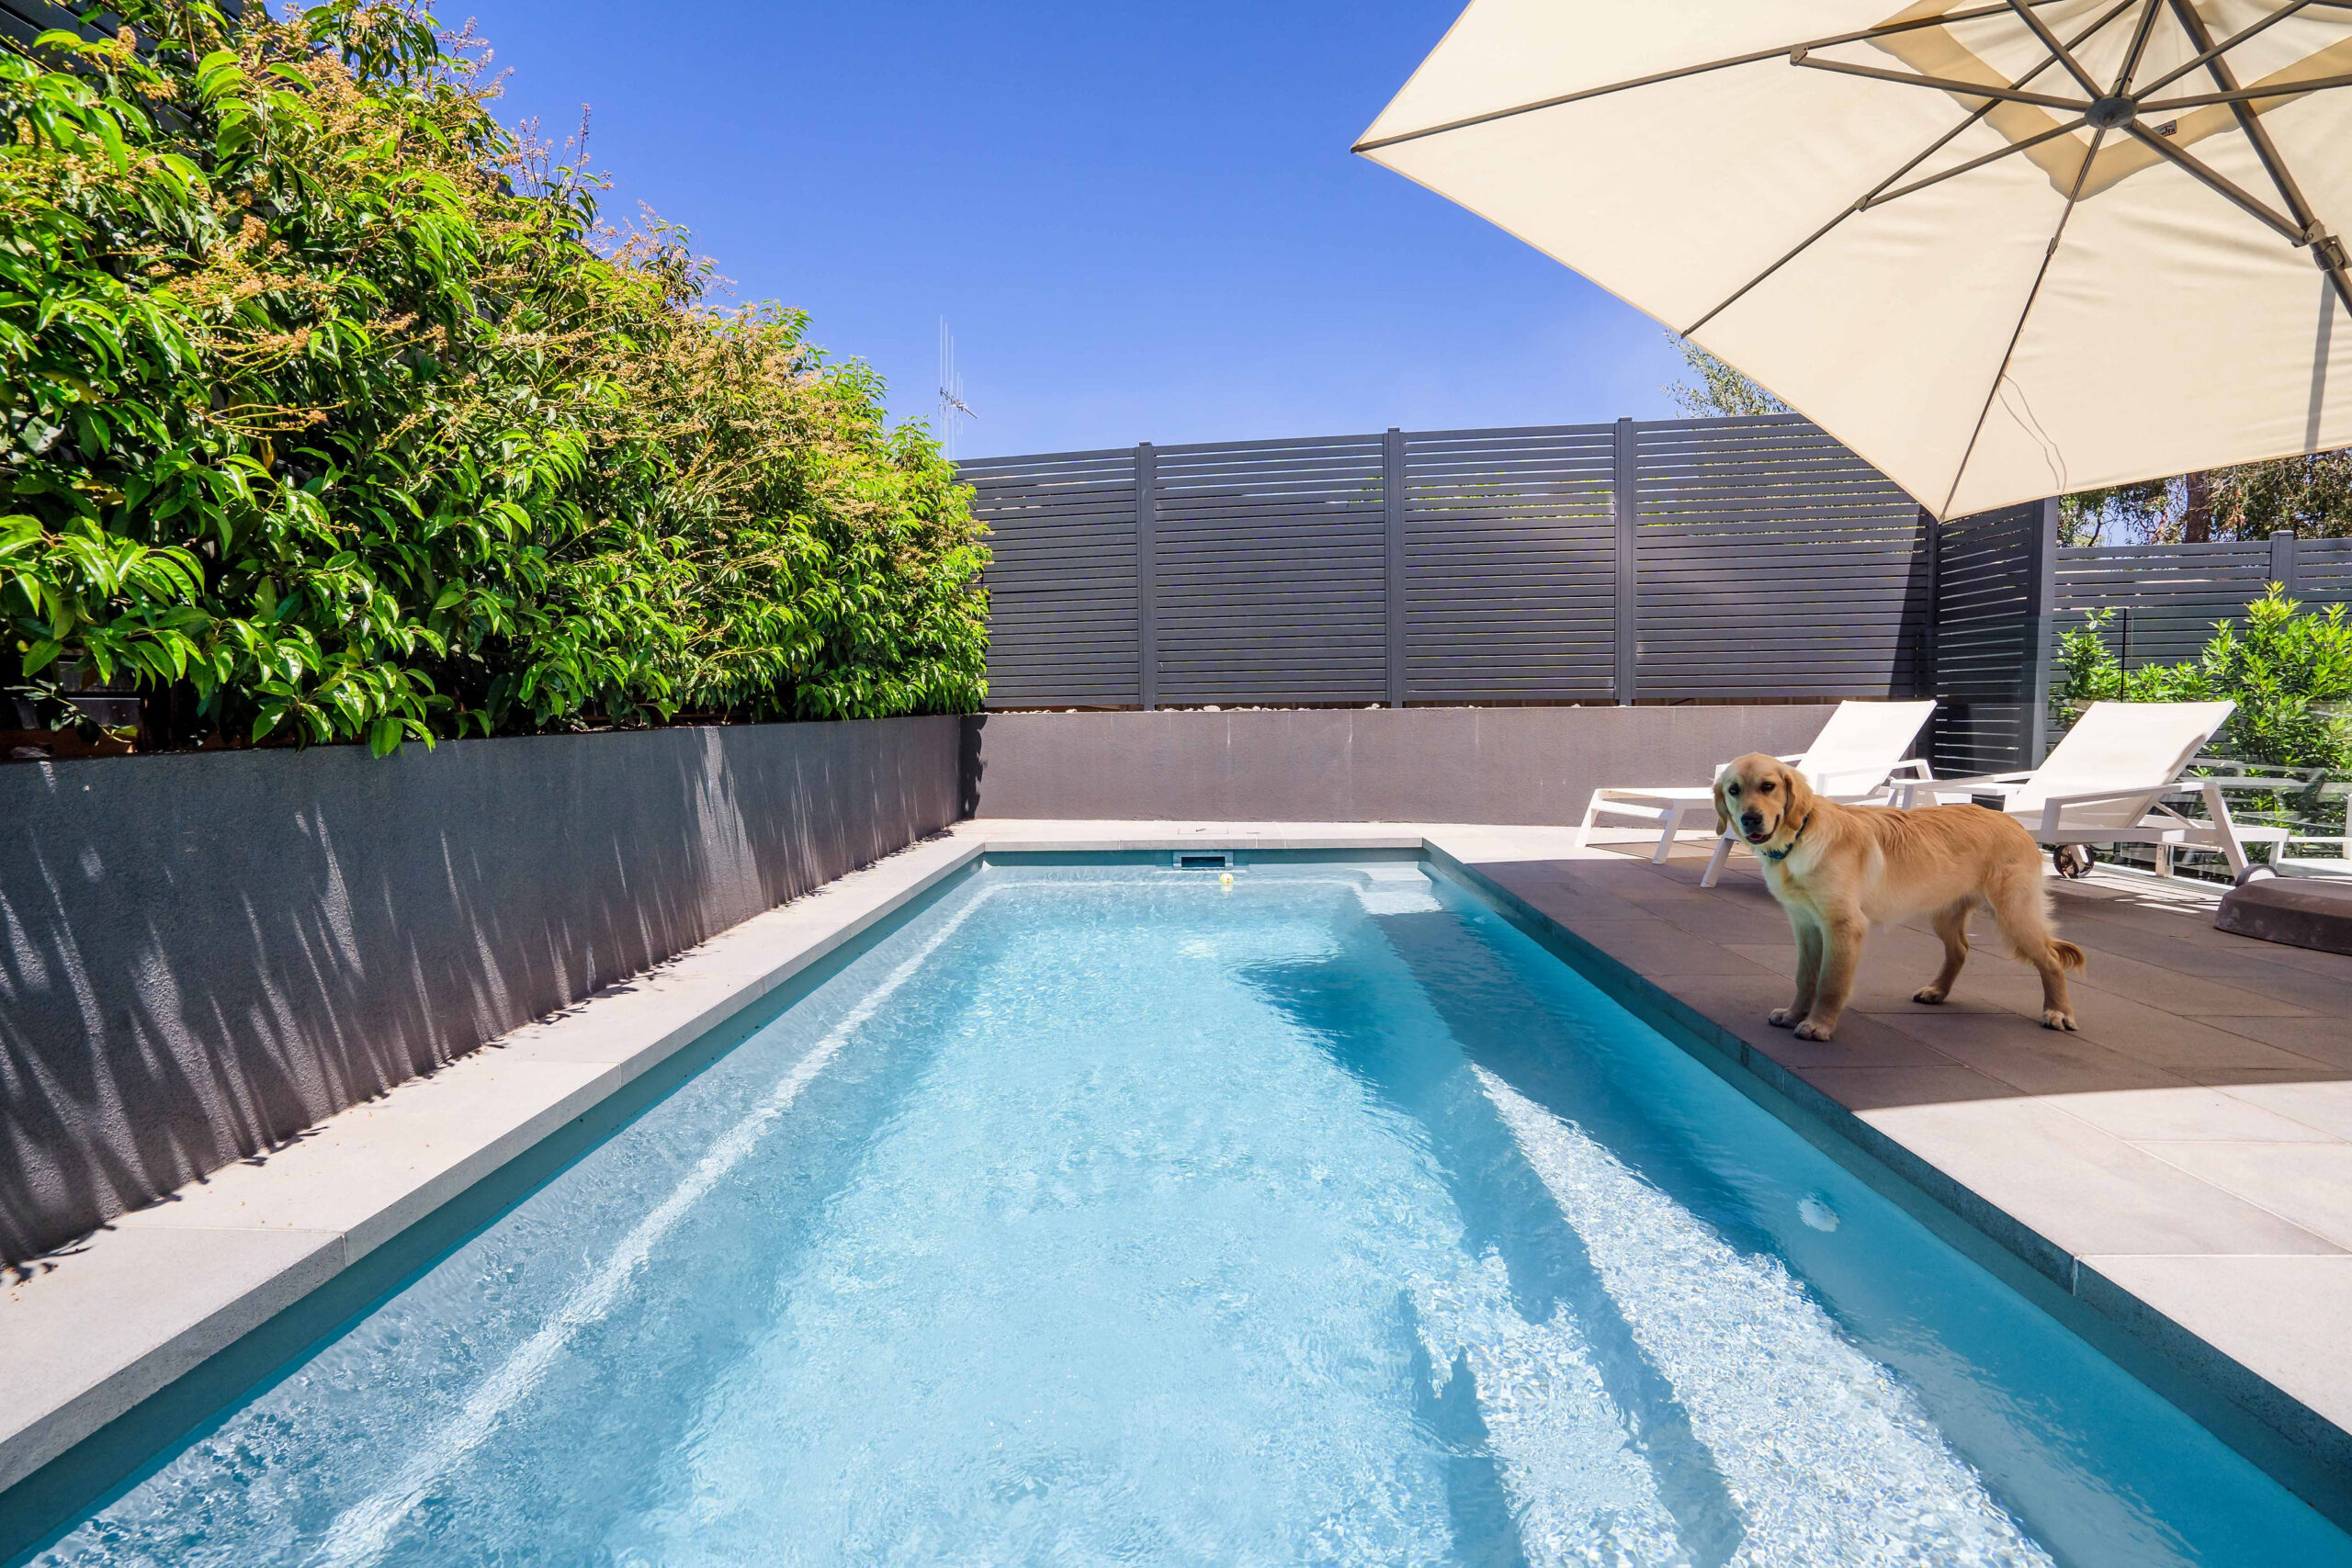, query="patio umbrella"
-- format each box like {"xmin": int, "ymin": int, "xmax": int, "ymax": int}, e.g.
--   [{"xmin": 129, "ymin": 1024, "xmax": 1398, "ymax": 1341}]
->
[{"xmin": 1354, "ymin": 1, "xmax": 2352, "ymax": 518}]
